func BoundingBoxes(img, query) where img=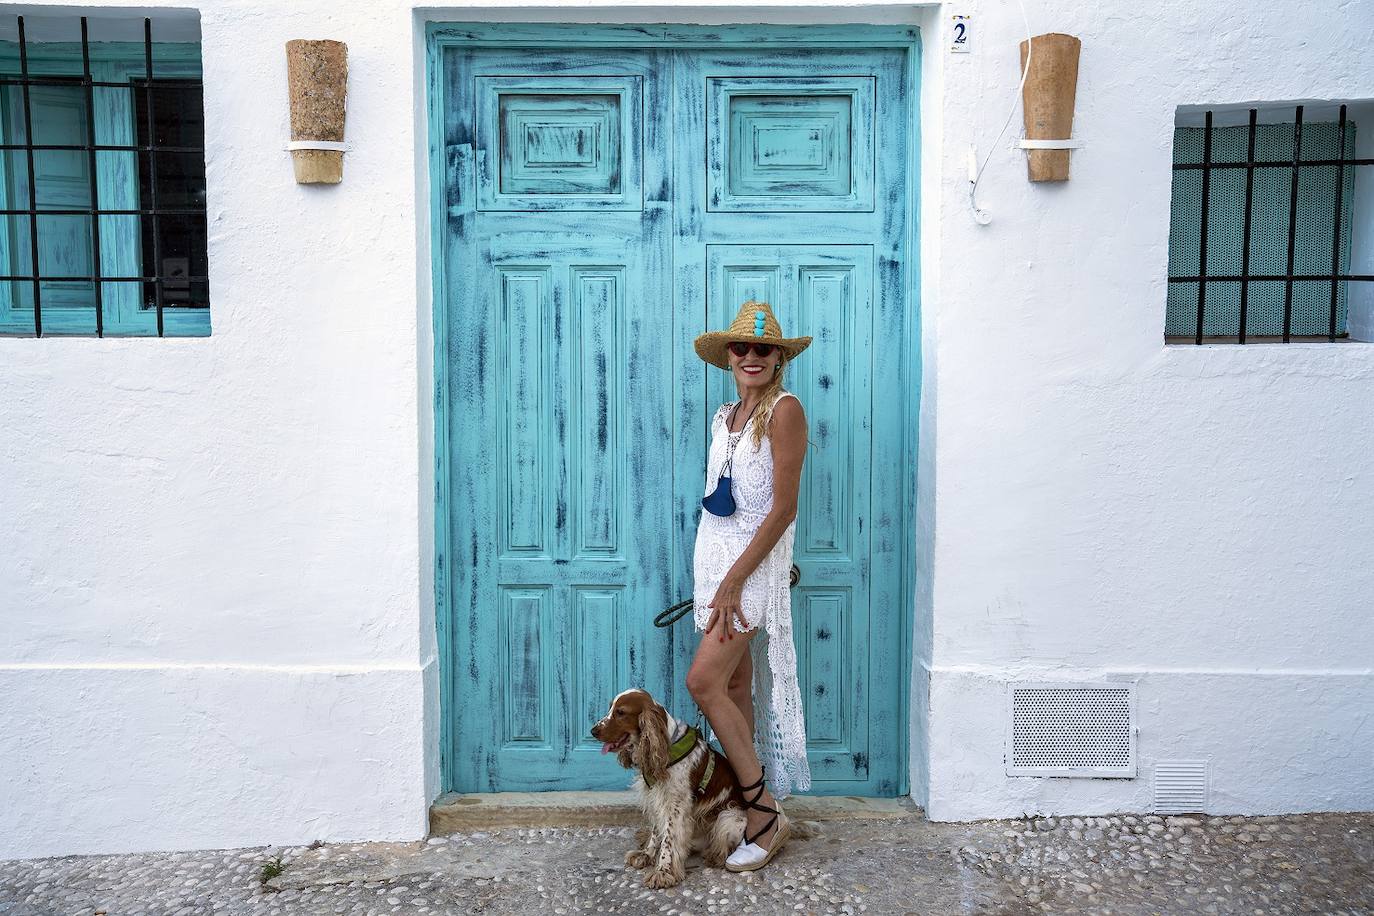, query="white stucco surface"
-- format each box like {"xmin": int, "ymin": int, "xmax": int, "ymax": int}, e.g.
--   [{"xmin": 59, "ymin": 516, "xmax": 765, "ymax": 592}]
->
[
  {"xmin": 0, "ymin": 0, "xmax": 435, "ymax": 859},
  {"xmin": 922, "ymin": 0, "xmax": 1374, "ymax": 819},
  {"xmin": 1, "ymin": 0, "xmax": 1371, "ymax": 859}
]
